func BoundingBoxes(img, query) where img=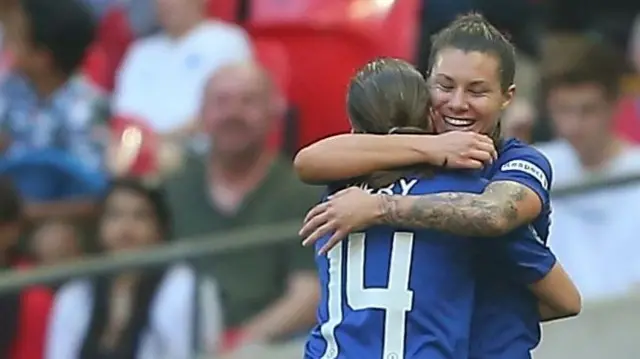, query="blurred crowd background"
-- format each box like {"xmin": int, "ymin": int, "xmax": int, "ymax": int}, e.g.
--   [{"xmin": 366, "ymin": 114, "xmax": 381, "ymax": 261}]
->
[{"xmin": 0, "ymin": 0, "xmax": 638, "ymax": 358}]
